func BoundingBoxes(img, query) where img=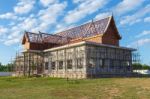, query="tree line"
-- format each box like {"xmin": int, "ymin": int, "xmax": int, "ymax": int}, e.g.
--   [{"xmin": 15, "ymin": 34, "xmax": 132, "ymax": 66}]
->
[
  {"xmin": 0, "ymin": 62, "xmax": 13, "ymax": 72},
  {"xmin": 132, "ymin": 63, "xmax": 150, "ymax": 70},
  {"xmin": 0, "ymin": 62, "xmax": 150, "ymax": 72}
]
